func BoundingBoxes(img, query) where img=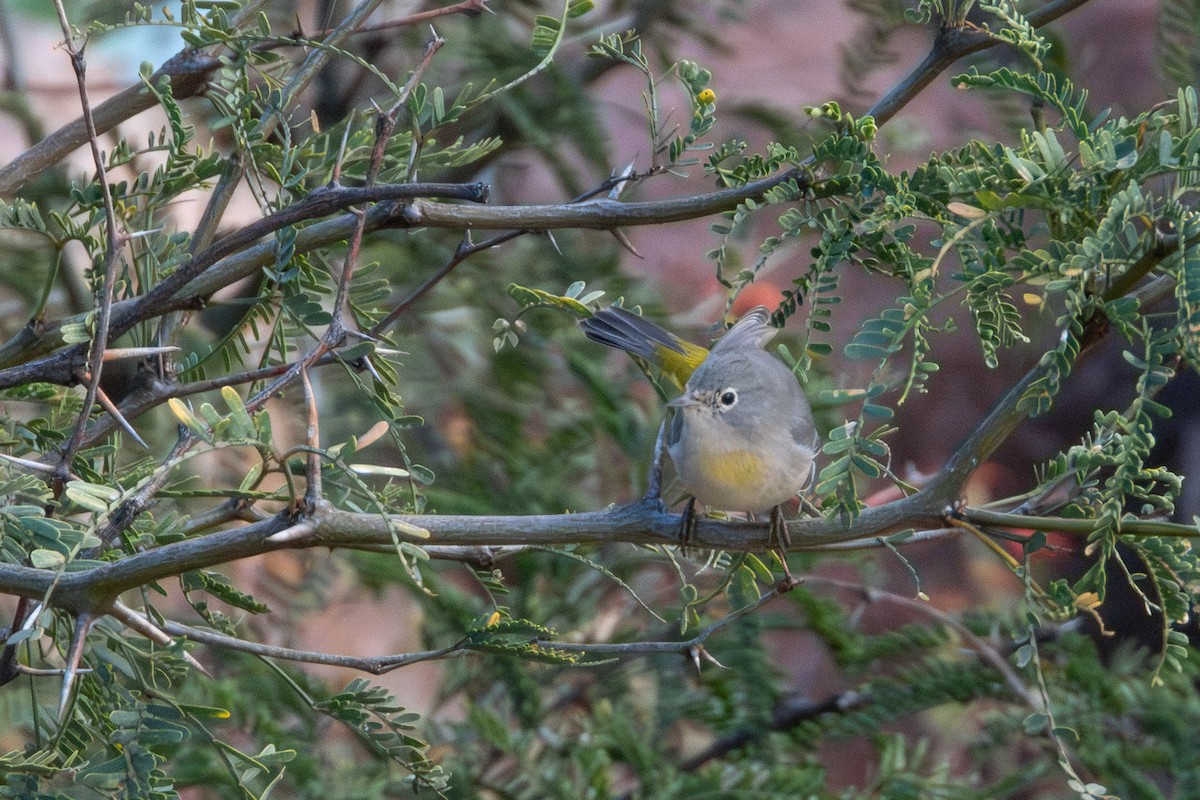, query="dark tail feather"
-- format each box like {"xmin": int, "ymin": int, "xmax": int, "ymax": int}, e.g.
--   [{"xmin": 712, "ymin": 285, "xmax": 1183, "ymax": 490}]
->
[{"xmin": 579, "ymin": 306, "xmax": 687, "ymax": 358}]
